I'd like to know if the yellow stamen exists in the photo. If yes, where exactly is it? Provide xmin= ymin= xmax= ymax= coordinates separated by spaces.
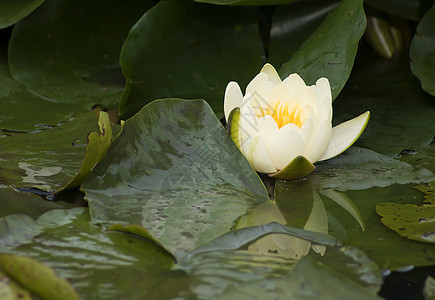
xmin=257 ymin=101 xmax=305 ymax=129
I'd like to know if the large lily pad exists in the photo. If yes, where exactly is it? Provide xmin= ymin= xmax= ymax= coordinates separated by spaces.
xmin=410 ymin=4 xmax=435 ymax=97
xmin=82 ymin=99 xmax=269 ymax=256
xmin=0 ymin=0 xmax=45 ymax=29
xmin=8 ymin=0 xmax=155 ymax=108
xmin=279 ymin=0 xmax=366 ymax=100
xmin=0 ymin=45 xmax=75 ymax=132
xmin=0 ymin=208 xmax=382 ymax=299
xmin=180 ymin=223 xmax=382 ymax=299
xmin=0 ymin=208 xmax=177 ymax=299
xmin=268 ymin=0 xmax=339 ymax=68
xmin=118 ymin=0 xmax=264 ymax=119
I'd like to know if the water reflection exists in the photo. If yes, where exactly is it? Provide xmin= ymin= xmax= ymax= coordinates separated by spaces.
xmin=237 ymin=188 xmax=365 ymax=259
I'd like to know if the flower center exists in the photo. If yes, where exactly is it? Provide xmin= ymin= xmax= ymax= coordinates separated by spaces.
xmin=257 ymin=101 xmax=304 ymax=129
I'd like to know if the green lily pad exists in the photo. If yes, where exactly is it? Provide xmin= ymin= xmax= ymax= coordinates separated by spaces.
xmin=410 ymin=4 xmax=435 ymax=97
xmin=181 ymin=222 xmax=382 ymax=299
xmin=0 ymin=254 xmax=80 ymax=300
xmin=278 ymin=179 xmax=435 ymax=270
xmin=118 ymin=0 xmax=263 ymax=119
xmin=0 ymin=45 xmax=75 ymax=133
xmin=0 ymin=187 xmax=75 ymax=219
xmin=0 ymin=0 xmax=45 ymax=29
xmin=82 ymin=99 xmax=268 ymax=256
xmin=415 ymin=181 xmax=435 ymax=204
xmin=312 ymin=147 xmax=434 ymax=191
xmin=0 ymin=208 xmax=176 ymax=299
xmin=279 ymin=0 xmax=366 ymax=100
xmin=8 ymin=0 xmax=155 ymax=108
xmin=334 ymin=43 xmax=435 ymax=157
xmin=268 ymin=0 xmax=339 ymax=68
xmin=376 ymin=202 xmax=435 ymax=243
xmin=0 ymin=111 xmax=99 ymax=191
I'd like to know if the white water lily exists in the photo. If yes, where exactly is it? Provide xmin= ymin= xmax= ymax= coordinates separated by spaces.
xmin=224 ymin=63 xmax=370 ymax=179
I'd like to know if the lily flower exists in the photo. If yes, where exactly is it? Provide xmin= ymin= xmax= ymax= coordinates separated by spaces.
xmin=224 ymin=63 xmax=369 ymax=180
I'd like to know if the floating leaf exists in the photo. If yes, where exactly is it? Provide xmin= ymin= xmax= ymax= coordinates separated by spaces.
xmin=376 ymin=202 xmax=435 ymax=244
xmin=180 ymin=222 xmax=382 ymax=298
xmin=56 ymin=111 xmax=116 ymax=193
xmin=268 ymin=0 xmax=339 ymax=68
xmin=0 ymin=46 xmax=75 ymax=132
xmin=119 ymin=0 xmax=263 ymax=119
xmin=82 ymin=99 xmax=268 ymax=256
xmin=0 ymin=208 xmax=176 ymax=299
xmin=410 ymin=4 xmax=435 ymax=96
xmin=415 ymin=181 xmax=435 ymax=204
xmin=8 ymin=0 xmax=154 ymax=108
xmin=0 ymin=111 xmax=99 ymax=191
xmin=279 ymin=0 xmax=366 ymax=100
xmin=0 ymin=0 xmax=45 ymax=29
xmin=334 ymin=43 xmax=435 ymax=157
xmin=312 ymin=147 xmax=434 ymax=191
xmin=0 ymin=254 xmax=80 ymax=300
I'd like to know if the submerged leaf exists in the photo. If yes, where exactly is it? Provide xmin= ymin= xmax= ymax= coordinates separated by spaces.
xmin=82 ymin=99 xmax=268 ymax=256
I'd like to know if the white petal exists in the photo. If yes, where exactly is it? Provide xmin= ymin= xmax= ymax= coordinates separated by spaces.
xmin=300 ymin=116 xmax=315 ymax=145
xmin=318 ymin=111 xmax=370 ymax=161
xmin=268 ymin=124 xmax=305 ymax=171
xmin=224 ymin=81 xmax=243 ymax=122
xmin=293 ymin=86 xmax=317 ymax=109
xmin=282 ymin=73 xmax=307 ymax=98
xmin=238 ymin=104 xmax=258 ymax=145
xmin=242 ymin=136 xmax=277 ymax=173
xmin=316 ymin=96 xmax=333 ymax=123
xmin=315 ymin=77 xmax=332 ymax=103
xmin=260 ymin=63 xmax=282 ymax=85
xmin=258 ymin=115 xmax=279 ymax=152
xmin=304 ymin=119 xmax=332 ymax=163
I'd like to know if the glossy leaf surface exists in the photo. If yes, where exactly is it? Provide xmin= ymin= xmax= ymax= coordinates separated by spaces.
xmin=269 ymin=0 xmax=339 ymax=68
xmin=410 ymin=4 xmax=435 ymax=96
xmin=83 ymin=99 xmax=268 ymax=256
xmin=119 ymin=0 xmax=263 ymax=119
xmin=279 ymin=0 xmax=366 ymax=100
xmin=0 ymin=0 xmax=45 ymax=29
xmin=0 ymin=208 xmax=175 ymax=299
xmin=8 ymin=0 xmax=154 ymax=108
